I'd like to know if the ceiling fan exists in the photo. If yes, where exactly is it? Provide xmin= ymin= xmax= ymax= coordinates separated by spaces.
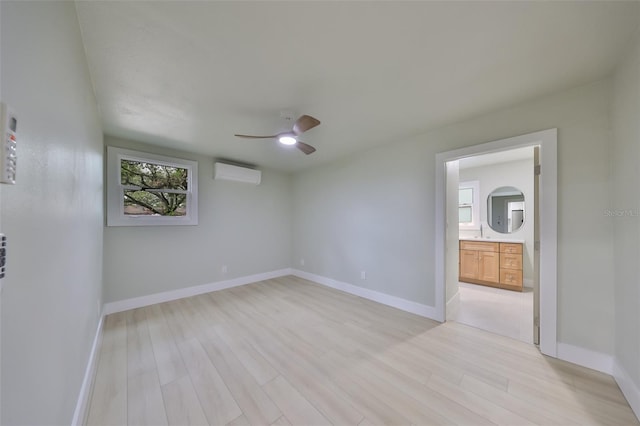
xmin=234 ymin=114 xmax=320 ymax=155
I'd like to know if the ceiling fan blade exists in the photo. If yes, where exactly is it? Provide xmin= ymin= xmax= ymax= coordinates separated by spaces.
xmin=234 ymin=134 xmax=277 ymax=139
xmin=292 ymin=115 xmax=321 ymax=135
xmin=295 ymin=141 xmax=316 ymax=155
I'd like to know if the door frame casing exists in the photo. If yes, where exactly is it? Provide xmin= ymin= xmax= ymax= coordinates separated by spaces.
xmin=434 ymin=128 xmax=557 ymax=357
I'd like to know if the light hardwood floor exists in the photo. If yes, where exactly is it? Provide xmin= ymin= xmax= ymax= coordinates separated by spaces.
xmin=449 ymin=282 xmax=534 ymax=344
xmin=86 ymin=276 xmax=639 ymax=425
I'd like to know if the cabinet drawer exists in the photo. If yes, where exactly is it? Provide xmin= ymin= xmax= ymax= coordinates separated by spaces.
xmin=500 ymin=243 xmax=522 ymax=254
xmin=500 ymin=253 xmax=522 ymax=270
xmin=500 ymin=269 xmax=522 ymax=286
xmin=460 ymin=241 xmax=498 ymax=252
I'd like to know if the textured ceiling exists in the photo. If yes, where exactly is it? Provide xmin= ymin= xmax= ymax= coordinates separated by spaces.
xmin=75 ymin=1 xmax=639 ymax=172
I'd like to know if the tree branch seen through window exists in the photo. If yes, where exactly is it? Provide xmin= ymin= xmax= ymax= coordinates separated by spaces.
xmin=121 ymin=160 xmax=188 ymax=216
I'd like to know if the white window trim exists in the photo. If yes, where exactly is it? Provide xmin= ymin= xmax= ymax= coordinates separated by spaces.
xmin=459 ymin=180 xmax=480 ymax=230
xmin=106 ymin=146 xmax=198 ymax=226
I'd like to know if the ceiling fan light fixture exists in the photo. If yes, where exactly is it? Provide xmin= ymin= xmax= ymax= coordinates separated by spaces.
xmin=278 ymin=135 xmax=297 ymax=145
xmin=234 ymin=114 xmax=319 ymax=155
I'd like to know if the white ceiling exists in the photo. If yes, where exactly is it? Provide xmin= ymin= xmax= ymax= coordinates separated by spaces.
xmin=75 ymin=1 xmax=639 ymax=172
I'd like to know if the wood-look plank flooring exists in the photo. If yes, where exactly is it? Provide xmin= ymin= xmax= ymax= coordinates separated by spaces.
xmin=86 ymin=276 xmax=639 ymax=425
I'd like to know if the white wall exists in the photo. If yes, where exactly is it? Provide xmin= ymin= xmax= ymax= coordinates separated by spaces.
xmin=293 ymin=139 xmax=436 ymax=305
xmin=293 ymin=79 xmax=614 ymax=355
xmin=460 ymin=157 xmax=535 ymax=285
xmin=0 ymin=3 xmax=4 ymax=423
xmin=0 ymin=2 xmax=104 ymax=425
xmin=612 ymin=25 xmax=640 ymax=411
xmin=103 ymin=136 xmax=292 ymax=303
xmin=445 ymin=161 xmax=459 ymax=304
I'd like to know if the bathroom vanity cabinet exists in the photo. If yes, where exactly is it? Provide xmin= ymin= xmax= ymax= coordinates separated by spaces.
xmin=459 ymin=240 xmax=523 ymax=291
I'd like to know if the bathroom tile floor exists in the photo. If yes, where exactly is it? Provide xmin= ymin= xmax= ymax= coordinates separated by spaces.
xmin=449 ymin=282 xmax=534 ymax=344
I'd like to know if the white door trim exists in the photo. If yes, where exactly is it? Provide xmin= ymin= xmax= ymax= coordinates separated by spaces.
xmin=435 ymin=128 xmax=558 ymax=357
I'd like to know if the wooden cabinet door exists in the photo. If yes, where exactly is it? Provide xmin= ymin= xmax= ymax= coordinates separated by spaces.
xmin=478 ymin=251 xmax=500 ymax=283
xmin=459 ymin=249 xmax=478 ymax=280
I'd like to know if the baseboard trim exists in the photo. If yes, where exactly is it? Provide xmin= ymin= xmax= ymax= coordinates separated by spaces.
xmin=71 ymin=314 xmax=104 ymax=426
xmin=103 ymin=268 xmax=293 ymax=315
xmin=291 ymin=269 xmax=438 ymax=320
xmin=446 ymin=291 xmax=460 ymax=321
xmin=557 ymin=342 xmax=613 ymax=375
xmin=614 ymin=359 xmax=640 ymax=421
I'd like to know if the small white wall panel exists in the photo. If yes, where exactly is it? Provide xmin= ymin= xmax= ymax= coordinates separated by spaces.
xmin=214 ymin=162 xmax=261 ymax=184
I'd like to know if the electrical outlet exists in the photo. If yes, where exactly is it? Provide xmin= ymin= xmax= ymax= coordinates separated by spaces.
xmin=221 ymin=265 xmax=228 ymax=274
xmin=300 ymin=258 xmax=305 ymax=266
xmin=360 ymin=270 xmax=366 ymax=280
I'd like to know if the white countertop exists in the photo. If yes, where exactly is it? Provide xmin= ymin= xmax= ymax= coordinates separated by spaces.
xmin=459 ymin=237 xmax=525 ymax=244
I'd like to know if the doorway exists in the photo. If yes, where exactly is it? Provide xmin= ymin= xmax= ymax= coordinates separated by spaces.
xmin=449 ymin=147 xmax=535 ymax=343
xmin=434 ymin=129 xmax=558 ymax=357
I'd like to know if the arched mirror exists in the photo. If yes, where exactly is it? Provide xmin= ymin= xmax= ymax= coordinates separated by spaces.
xmin=487 ymin=186 xmax=525 ymax=233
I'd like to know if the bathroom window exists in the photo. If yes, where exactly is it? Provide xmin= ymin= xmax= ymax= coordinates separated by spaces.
xmin=459 ymin=181 xmax=480 ymax=229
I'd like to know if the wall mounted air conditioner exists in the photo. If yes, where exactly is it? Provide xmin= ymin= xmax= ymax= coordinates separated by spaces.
xmin=213 ymin=162 xmax=261 ymax=185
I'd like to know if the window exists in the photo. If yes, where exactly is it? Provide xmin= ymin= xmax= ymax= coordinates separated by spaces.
xmin=107 ymin=147 xmax=198 ymax=226
xmin=459 ymin=180 xmax=479 ymax=229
